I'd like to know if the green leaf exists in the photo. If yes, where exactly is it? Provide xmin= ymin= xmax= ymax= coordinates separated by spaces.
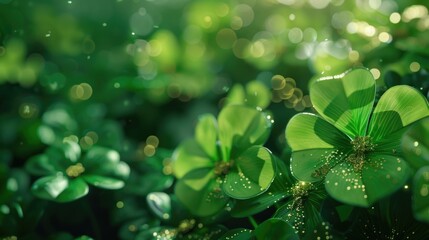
xmin=325 ymin=154 xmax=410 ymax=207
xmin=146 ymin=192 xmax=171 ymax=220
xmin=368 ymin=85 xmax=429 ymax=143
xmin=42 ymin=105 xmax=77 ymax=132
xmin=285 ymin=113 xmax=350 ymax=151
xmin=218 ymin=105 xmax=272 ymax=160
xmin=223 ymin=146 xmax=275 ymax=199
xmin=82 ymin=174 xmax=126 ymax=189
xmin=195 ymin=114 xmax=219 ymax=161
xmin=56 ymin=178 xmax=89 ymax=202
xmin=172 ymin=139 xmax=215 ymax=179
xmin=60 ymin=140 xmax=81 ymax=162
xmin=363 ymin=154 xmax=410 ymax=204
xmin=245 ymin=81 xmax=272 ymax=109
xmin=291 ymin=149 xmax=345 ymax=182
xmin=226 ymin=84 xmax=246 ymax=106
xmin=231 ymin=159 xmax=292 ymax=217
xmin=413 ymin=166 xmax=429 ymax=223
xmin=31 ymin=174 xmax=88 ymax=202
xmin=219 ymin=229 xmax=253 ymax=240
xmin=25 ymin=154 xmax=60 ymax=176
xmin=175 ymin=168 xmax=228 ymax=217
xmin=254 ymin=218 xmax=299 ymax=240
xmin=310 ymin=68 xmax=375 ymax=138
xmin=31 ymin=174 xmax=69 ymax=200
xmin=82 ymin=147 xmax=130 ymax=181
xmin=83 ymin=146 xmax=120 ymax=167
xmin=325 ymin=162 xmax=368 ymax=207
xmin=402 ymin=117 xmax=429 ymax=169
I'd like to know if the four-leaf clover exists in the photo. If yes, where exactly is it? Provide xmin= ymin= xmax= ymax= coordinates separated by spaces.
xmin=286 ymin=68 xmax=429 ymax=207
xmin=173 ymin=105 xmax=276 ymax=216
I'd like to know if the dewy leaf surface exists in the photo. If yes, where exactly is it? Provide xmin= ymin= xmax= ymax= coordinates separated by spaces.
xmin=175 ymin=168 xmax=228 ymax=217
xmin=223 ymin=146 xmax=275 ymax=199
xmin=368 ymin=85 xmax=429 ymax=142
xmin=310 ymin=68 xmax=375 ymax=138
xmin=291 ymin=149 xmax=346 ymax=182
xmin=325 ymin=154 xmax=410 ymax=207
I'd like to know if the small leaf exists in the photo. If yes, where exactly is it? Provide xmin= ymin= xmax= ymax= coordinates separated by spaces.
xmin=223 ymin=146 xmax=275 ymax=199
xmin=172 ymin=139 xmax=214 ymax=179
xmin=310 ymin=68 xmax=375 ymax=138
xmin=254 ymin=218 xmax=299 ymax=240
xmin=56 ymin=178 xmax=89 ymax=202
xmin=83 ymin=147 xmax=120 ymax=167
xmin=218 ymin=105 xmax=272 ymax=159
xmin=226 ymin=85 xmax=246 ymax=106
xmin=82 ymin=147 xmax=130 ymax=181
xmin=231 ymin=159 xmax=292 ymax=217
xmin=60 ymin=140 xmax=81 ymax=162
xmin=82 ymin=175 xmax=125 ymax=189
xmin=413 ymin=166 xmax=429 ymax=223
xmin=147 ymin=192 xmax=171 ymax=220
xmin=245 ymin=81 xmax=272 ymax=109
xmin=31 ymin=174 xmax=88 ymax=202
xmin=175 ymin=168 xmax=228 ymax=217
xmin=368 ymin=85 xmax=429 ymax=142
xmin=195 ymin=114 xmax=219 ymax=161
xmin=31 ymin=174 xmax=69 ymax=200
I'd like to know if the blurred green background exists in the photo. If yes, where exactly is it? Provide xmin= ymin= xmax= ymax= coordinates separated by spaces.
xmin=1 ymin=0 xmax=429 ymax=239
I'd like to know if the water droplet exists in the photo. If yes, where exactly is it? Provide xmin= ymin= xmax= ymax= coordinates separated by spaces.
xmin=414 ymin=141 xmax=419 ymax=147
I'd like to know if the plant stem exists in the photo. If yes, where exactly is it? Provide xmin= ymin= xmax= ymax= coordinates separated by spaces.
xmin=248 ymin=216 xmax=258 ymax=229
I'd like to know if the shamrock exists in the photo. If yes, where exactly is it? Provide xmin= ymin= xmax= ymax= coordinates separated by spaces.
xmin=173 ymin=105 xmax=275 ymax=216
xmin=286 ymin=68 xmax=429 ymax=207
xmin=26 ymin=140 xmax=130 ymax=202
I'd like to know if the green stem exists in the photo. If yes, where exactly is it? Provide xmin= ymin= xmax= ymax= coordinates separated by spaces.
xmin=248 ymin=216 xmax=258 ymax=229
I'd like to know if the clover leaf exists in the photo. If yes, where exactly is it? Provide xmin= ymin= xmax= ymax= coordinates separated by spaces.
xmin=225 ymin=81 xmax=272 ymax=109
xmin=173 ymin=105 xmax=275 ymax=216
xmin=26 ymin=141 xmax=130 ymax=202
xmin=286 ymin=68 xmax=429 ymax=207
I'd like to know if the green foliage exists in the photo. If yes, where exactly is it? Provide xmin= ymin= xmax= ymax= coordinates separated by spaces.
xmin=26 ymin=141 xmax=129 ymax=202
xmin=287 ymin=68 xmax=429 ymax=207
xmin=173 ymin=105 xmax=275 ymax=216
xmin=2 ymin=0 xmax=429 ymax=239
